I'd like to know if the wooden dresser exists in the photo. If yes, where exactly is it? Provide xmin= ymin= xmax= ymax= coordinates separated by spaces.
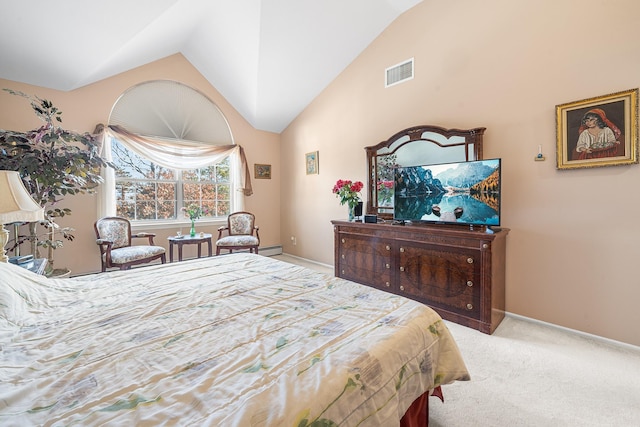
xmin=332 ymin=220 xmax=509 ymax=334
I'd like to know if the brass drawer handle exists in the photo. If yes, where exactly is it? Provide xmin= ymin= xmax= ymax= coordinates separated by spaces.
xmin=386 ymin=245 xmax=390 ymax=251
xmin=341 ymin=238 xmax=345 ymax=243
xmin=399 ymin=266 xmax=405 ymax=272
xmin=385 ymin=263 xmax=390 ymax=269
xmin=400 ymin=247 xmax=405 ymax=252
xmin=467 ymin=257 xmax=474 ymax=264
xmin=482 ymin=243 xmax=489 ymax=249
xmin=400 ymin=285 xmax=405 ymax=291
xmin=341 ymin=254 xmax=345 ymax=259
xmin=385 ymin=282 xmax=390 ymax=287
xmin=467 ymin=280 xmax=473 ymax=287
xmin=466 ymin=303 xmax=473 ymax=310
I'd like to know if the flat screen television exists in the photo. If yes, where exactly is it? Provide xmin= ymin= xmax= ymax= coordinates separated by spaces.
xmin=393 ymin=158 xmax=501 ymax=227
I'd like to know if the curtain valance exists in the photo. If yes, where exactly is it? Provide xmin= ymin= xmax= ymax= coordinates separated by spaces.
xmin=94 ymin=124 xmax=252 ymax=218
xmin=96 ymin=124 xmax=252 ymax=196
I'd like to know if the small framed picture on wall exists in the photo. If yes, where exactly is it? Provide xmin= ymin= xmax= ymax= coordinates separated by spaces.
xmin=556 ymin=88 xmax=638 ymax=170
xmin=306 ymin=151 xmax=319 ymax=175
xmin=254 ymin=163 xmax=271 ymax=179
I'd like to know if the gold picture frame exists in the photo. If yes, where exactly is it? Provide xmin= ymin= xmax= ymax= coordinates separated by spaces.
xmin=556 ymin=88 xmax=638 ymax=170
xmin=306 ymin=151 xmax=319 ymax=175
xmin=254 ymin=163 xmax=271 ymax=179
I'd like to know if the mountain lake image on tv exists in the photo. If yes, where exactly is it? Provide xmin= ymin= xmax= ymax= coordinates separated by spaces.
xmin=394 ymin=158 xmax=501 ymax=226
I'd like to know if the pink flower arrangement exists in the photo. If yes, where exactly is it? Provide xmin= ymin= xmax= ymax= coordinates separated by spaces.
xmin=377 ymin=180 xmax=394 ymax=206
xmin=377 ymin=180 xmax=393 ymax=190
xmin=332 ymin=179 xmax=364 ymax=207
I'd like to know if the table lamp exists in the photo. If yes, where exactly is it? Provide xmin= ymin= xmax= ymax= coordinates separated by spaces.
xmin=0 ymin=170 xmax=45 ymax=263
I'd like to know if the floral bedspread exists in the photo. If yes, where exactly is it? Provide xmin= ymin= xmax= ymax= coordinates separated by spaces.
xmin=0 ymin=253 xmax=469 ymax=426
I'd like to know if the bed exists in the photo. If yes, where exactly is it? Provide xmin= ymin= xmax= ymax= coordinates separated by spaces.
xmin=0 ymin=253 xmax=469 ymax=426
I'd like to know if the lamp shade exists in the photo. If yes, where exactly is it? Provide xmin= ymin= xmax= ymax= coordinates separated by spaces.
xmin=0 ymin=170 xmax=45 ymax=223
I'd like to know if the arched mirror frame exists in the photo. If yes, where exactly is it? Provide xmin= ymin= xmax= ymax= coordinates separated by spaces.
xmin=365 ymin=125 xmax=486 ymax=219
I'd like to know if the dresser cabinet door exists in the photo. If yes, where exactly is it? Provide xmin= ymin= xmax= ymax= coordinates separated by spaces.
xmin=398 ymin=244 xmax=480 ymax=318
xmin=338 ymin=234 xmax=393 ymax=290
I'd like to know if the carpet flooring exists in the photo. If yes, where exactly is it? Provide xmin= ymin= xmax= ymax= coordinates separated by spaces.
xmin=429 ymin=315 xmax=640 ymax=426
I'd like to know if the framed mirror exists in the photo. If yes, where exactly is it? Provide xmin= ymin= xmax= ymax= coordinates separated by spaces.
xmin=365 ymin=125 xmax=486 ymax=218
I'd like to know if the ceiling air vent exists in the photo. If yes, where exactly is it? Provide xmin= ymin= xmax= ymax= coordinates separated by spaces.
xmin=385 ymin=58 xmax=414 ymax=88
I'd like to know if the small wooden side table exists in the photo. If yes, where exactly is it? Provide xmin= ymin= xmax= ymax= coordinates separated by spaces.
xmin=167 ymin=233 xmax=213 ymax=262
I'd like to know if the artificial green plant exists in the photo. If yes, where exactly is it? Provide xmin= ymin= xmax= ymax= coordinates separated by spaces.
xmin=0 ymin=89 xmax=110 ymax=273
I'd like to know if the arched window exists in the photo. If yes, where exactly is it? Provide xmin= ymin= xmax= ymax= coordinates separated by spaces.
xmin=98 ymin=81 xmax=251 ymax=225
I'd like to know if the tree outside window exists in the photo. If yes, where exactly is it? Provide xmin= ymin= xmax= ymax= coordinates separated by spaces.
xmin=111 ymin=139 xmax=230 ymax=221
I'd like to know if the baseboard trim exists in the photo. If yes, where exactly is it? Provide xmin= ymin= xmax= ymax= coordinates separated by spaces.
xmin=279 ymin=252 xmax=334 ymax=270
xmin=505 ymin=312 xmax=640 ymax=352
xmin=259 ymin=246 xmax=283 ymax=256
xmin=218 ymin=246 xmax=283 ymax=256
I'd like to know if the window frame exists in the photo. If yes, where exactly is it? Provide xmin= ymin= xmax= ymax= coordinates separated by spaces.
xmin=109 ymin=138 xmax=234 ymax=228
xmin=108 ymin=136 xmax=234 ymax=230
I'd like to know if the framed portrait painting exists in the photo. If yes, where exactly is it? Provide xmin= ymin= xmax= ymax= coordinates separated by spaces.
xmin=556 ymin=88 xmax=638 ymax=170
xmin=254 ymin=163 xmax=271 ymax=179
xmin=306 ymin=151 xmax=319 ymax=175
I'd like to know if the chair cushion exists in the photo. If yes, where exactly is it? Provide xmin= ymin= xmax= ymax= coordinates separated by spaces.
xmin=216 ymin=236 xmax=259 ymax=247
xmin=105 ymin=246 xmax=166 ymax=265
xmin=229 ymin=214 xmax=253 ymax=235
xmin=96 ymin=221 xmax=130 ymax=249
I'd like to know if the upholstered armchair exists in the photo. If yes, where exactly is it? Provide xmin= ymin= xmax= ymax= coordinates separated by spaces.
xmin=94 ymin=217 xmax=166 ymax=272
xmin=216 ymin=211 xmax=260 ymax=255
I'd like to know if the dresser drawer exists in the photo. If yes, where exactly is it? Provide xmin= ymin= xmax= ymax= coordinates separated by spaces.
xmin=339 ymin=263 xmax=392 ymax=290
xmin=337 ymin=233 xmax=393 ymax=290
xmin=398 ymin=244 xmax=480 ymax=318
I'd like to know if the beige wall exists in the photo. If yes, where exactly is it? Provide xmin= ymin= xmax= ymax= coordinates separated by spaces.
xmin=0 ymin=54 xmax=281 ymax=275
xmin=280 ymin=0 xmax=640 ymax=346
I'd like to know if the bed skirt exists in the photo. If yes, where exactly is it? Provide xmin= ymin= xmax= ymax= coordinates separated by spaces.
xmin=400 ymin=386 xmax=443 ymax=427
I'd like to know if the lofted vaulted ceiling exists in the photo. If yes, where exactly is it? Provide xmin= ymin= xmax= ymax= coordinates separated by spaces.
xmin=0 ymin=0 xmax=422 ymax=133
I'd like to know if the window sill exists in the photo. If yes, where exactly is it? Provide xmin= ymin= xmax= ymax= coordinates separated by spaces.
xmin=130 ymin=219 xmax=227 ymax=232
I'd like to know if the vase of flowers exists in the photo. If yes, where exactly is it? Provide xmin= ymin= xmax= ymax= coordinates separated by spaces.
xmin=182 ymin=204 xmax=204 ymax=237
xmin=332 ymin=179 xmax=364 ymax=221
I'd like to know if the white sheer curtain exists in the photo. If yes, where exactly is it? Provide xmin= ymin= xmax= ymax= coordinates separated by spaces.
xmin=94 ymin=124 xmax=252 ymax=218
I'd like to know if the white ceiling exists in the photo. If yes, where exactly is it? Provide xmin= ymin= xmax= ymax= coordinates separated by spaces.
xmin=0 ymin=0 xmax=422 ymax=133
